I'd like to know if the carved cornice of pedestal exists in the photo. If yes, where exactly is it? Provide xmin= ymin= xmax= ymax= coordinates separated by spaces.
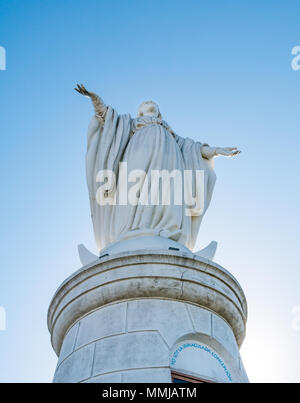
xmin=48 ymin=250 xmax=247 ymax=355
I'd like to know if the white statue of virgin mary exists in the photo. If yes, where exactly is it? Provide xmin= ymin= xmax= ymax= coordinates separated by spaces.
xmin=75 ymin=84 xmax=240 ymax=252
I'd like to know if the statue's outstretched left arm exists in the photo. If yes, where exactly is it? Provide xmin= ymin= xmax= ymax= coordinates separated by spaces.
xmin=201 ymin=145 xmax=241 ymax=159
xmin=75 ymin=84 xmax=108 ymax=124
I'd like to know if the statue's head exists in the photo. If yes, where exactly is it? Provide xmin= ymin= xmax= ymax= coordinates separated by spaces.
xmin=137 ymin=101 xmax=162 ymax=119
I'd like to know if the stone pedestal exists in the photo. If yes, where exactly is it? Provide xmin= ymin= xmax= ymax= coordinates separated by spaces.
xmin=48 ymin=247 xmax=248 ymax=383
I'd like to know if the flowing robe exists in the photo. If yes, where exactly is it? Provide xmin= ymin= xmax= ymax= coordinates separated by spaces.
xmin=86 ymin=107 xmax=216 ymax=252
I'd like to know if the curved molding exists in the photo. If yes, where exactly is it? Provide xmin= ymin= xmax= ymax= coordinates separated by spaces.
xmin=48 ymin=250 xmax=247 ymax=355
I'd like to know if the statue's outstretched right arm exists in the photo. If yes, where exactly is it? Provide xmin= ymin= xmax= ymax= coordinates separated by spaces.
xmin=201 ymin=145 xmax=241 ymax=159
xmin=75 ymin=84 xmax=108 ymax=124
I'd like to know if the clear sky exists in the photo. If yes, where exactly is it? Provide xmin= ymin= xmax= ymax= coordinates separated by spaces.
xmin=0 ymin=0 xmax=299 ymax=383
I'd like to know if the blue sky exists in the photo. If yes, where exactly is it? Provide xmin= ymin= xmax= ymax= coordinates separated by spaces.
xmin=0 ymin=0 xmax=299 ymax=382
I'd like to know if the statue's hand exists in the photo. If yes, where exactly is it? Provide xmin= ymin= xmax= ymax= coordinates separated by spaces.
xmin=75 ymin=84 xmax=107 ymax=122
xmin=216 ymin=147 xmax=241 ymax=157
xmin=74 ymin=83 xmax=96 ymax=98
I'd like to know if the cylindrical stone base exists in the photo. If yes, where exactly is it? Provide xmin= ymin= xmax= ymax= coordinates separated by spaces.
xmin=48 ymin=249 xmax=248 ymax=383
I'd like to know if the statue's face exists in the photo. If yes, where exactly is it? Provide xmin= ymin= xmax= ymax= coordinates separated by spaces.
xmin=137 ymin=101 xmax=160 ymax=118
